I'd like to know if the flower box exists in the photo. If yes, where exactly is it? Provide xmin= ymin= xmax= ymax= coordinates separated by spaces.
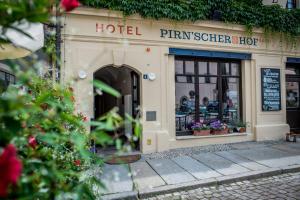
xmin=193 ymin=130 xmax=211 ymax=136
xmin=237 ymin=127 xmax=246 ymax=133
xmin=211 ymin=128 xmax=228 ymax=135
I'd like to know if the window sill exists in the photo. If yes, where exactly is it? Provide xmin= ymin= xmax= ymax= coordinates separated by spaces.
xmin=176 ymin=132 xmax=249 ymax=140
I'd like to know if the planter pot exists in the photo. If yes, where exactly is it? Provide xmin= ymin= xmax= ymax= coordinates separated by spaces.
xmin=211 ymin=128 xmax=228 ymax=135
xmin=193 ymin=130 xmax=211 ymax=136
xmin=238 ymin=127 xmax=246 ymax=133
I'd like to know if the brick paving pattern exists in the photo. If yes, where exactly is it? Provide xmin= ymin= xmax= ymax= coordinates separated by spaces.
xmin=142 ymin=172 xmax=300 ymax=200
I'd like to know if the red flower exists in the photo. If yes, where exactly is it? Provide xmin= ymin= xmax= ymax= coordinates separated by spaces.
xmin=71 ymin=96 xmax=75 ymax=102
xmin=83 ymin=116 xmax=88 ymax=122
xmin=74 ymin=159 xmax=81 ymax=166
xmin=60 ymin=0 xmax=80 ymax=12
xmin=40 ymin=103 xmax=48 ymax=110
xmin=21 ymin=121 xmax=26 ymax=128
xmin=28 ymin=136 xmax=37 ymax=149
xmin=0 ymin=144 xmax=22 ymax=198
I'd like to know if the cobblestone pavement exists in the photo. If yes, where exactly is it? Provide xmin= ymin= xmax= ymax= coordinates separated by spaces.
xmin=142 ymin=172 xmax=300 ymax=200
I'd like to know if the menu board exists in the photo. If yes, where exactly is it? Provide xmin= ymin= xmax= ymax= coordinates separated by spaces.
xmin=261 ymin=68 xmax=281 ymax=111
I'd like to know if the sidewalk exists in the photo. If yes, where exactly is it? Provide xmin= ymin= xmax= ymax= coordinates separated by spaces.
xmin=97 ymin=141 xmax=300 ymax=200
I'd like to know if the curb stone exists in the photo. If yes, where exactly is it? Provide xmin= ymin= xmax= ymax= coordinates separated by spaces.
xmin=99 ymin=165 xmax=300 ymax=199
xmin=100 ymin=191 xmax=138 ymax=200
xmin=138 ymin=165 xmax=300 ymax=199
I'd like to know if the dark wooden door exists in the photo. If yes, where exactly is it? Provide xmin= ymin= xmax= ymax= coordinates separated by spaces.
xmin=131 ymin=71 xmax=140 ymax=118
xmin=286 ymin=64 xmax=300 ymax=131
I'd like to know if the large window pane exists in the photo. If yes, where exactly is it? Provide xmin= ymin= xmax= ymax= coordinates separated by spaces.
xmin=286 ymin=82 xmax=299 ymax=108
xmin=231 ymin=63 xmax=240 ymax=76
xmin=185 ymin=61 xmax=194 ymax=74
xmin=175 ymin=60 xmax=183 ymax=74
xmin=209 ymin=62 xmax=218 ymax=75
xmin=199 ymin=77 xmax=218 ymax=121
xmin=176 ymin=80 xmax=195 ymax=132
xmin=223 ymin=77 xmax=240 ymax=123
xmin=220 ymin=62 xmax=230 ymax=75
xmin=198 ymin=62 xmax=207 ymax=75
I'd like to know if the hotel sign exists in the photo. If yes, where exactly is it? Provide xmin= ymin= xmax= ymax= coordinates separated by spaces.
xmin=160 ymin=29 xmax=259 ymax=46
xmin=95 ymin=23 xmax=260 ymax=47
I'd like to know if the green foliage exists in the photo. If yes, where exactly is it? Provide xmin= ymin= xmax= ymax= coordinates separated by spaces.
xmin=81 ymin=0 xmax=300 ymax=36
xmin=0 ymin=60 xmax=141 ymax=199
xmin=0 ymin=65 xmax=95 ymax=199
xmin=0 ymin=1 xmax=141 ymax=199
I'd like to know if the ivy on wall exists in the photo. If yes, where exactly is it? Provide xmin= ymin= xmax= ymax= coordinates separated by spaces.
xmin=81 ymin=0 xmax=300 ymax=36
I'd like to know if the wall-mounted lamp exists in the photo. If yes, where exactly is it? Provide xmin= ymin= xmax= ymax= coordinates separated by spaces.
xmin=143 ymin=73 xmax=156 ymax=81
xmin=78 ymin=70 xmax=87 ymax=79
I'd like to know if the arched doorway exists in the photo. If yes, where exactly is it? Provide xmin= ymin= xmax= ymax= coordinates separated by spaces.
xmin=94 ymin=65 xmax=140 ymax=151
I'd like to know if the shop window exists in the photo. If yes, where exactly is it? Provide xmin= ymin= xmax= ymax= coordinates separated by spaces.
xmin=286 ymin=66 xmax=300 ymax=109
xmin=286 ymin=0 xmax=297 ymax=9
xmin=175 ymin=57 xmax=241 ymax=135
xmin=0 ymin=70 xmax=15 ymax=93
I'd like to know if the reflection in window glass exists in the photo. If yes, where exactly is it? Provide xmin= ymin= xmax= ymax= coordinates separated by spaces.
xmin=286 ymin=67 xmax=299 ymax=75
xmin=210 ymin=77 xmax=217 ymax=83
xmin=199 ymin=77 xmax=205 ymax=83
xmin=175 ymin=60 xmax=183 ymax=74
xmin=185 ymin=61 xmax=194 ymax=74
xmin=220 ymin=63 xmax=230 ymax=75
xmin=231 ymin=63 xmax=239 ymax=76
xmin=198 ymin=62 xmax=207 ymax=75
xmin=175 ymin=81 xmax=195 ymax=132
xmin=286 ymin=82 xmax=299 ymax=108
xmin=229 ymin=78 xmax=237 ymax=83
xmin=223 ymin=77 xmax=240 ymax=122
xmin=175 ymin=59 xmax=241 ymax=136
xmin=209 ymin=62 xmax=218 ymax=75
xmin=199 ymin=77 xmax=218 ymax=121
xmin=0 ymin=70 xmax=15 ymax=92
xmin=176 ymin=76 xmax=187 ymax=83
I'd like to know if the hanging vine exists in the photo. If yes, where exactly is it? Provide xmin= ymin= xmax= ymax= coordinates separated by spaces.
xmin=81 ymin=0 xmax=300 ymax=37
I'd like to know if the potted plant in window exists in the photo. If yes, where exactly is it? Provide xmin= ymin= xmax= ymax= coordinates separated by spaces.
xmin=210 ymin=120 xmax=228 ymax=135
xmin=227 ymin=123 xmax=235 ymax=134
xmin=235 ymin=121 xmax=248 ymax=133
xmin=192 ymin=122 xmax=211 ymax=136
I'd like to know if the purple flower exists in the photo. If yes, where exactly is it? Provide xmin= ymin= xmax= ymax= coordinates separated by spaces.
xmin=191 ymin=121 xmax=210 ymax=131
xmin=210 ymin=120 xmax=227 ymax=130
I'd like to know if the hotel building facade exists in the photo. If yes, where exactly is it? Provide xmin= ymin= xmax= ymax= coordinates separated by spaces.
xmin=61 ymin=7 xmax=300 ymax=153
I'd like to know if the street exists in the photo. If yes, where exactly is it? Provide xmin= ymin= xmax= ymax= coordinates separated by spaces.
xmin=143 ymin=172 xmax=300 ymax=200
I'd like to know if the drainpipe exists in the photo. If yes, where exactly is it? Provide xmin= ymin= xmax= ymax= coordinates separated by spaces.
xmin=55 ymin=8 xmax=61 ymax=82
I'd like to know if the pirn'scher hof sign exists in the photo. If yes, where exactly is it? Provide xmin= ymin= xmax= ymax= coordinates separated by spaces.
xmin=261 ymin=68 xmax=281 ymax=111
xmin=95 ymin=23 xmax=261 ymax=47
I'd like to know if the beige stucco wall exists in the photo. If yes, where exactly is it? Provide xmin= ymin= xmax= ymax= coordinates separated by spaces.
xmin=62 ymin=8 xmax=300 ymax=153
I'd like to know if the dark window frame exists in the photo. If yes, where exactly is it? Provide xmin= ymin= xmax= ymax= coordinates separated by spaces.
xmin=0 ymin=69 xmax=15 ymax=91
xmin=286 ymin=64 xmax=300 ymax=111
xmin=175 ymin=56 xmax=242 ymax=126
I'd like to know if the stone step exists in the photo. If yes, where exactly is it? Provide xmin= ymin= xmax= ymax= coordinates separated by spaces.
xmin=193 ymin=152 xmax=250 ymax=175
xmin=172 ymin=156 xmax=222 ymax=180
xmin=130 ymin=161 xmax=165 ymax=190
xmin=147 ymin=158 xmax=196 ymax=185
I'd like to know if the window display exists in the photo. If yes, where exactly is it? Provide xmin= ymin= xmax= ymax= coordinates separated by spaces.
xmin=175 ymin=57 xmax=241 ymax=136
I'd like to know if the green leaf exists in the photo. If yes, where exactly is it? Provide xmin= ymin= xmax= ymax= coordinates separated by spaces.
xmin=93 ymin=131 xmax=113 ymax=146
xmin=93 ymin=80 xmax=121 ymax=98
